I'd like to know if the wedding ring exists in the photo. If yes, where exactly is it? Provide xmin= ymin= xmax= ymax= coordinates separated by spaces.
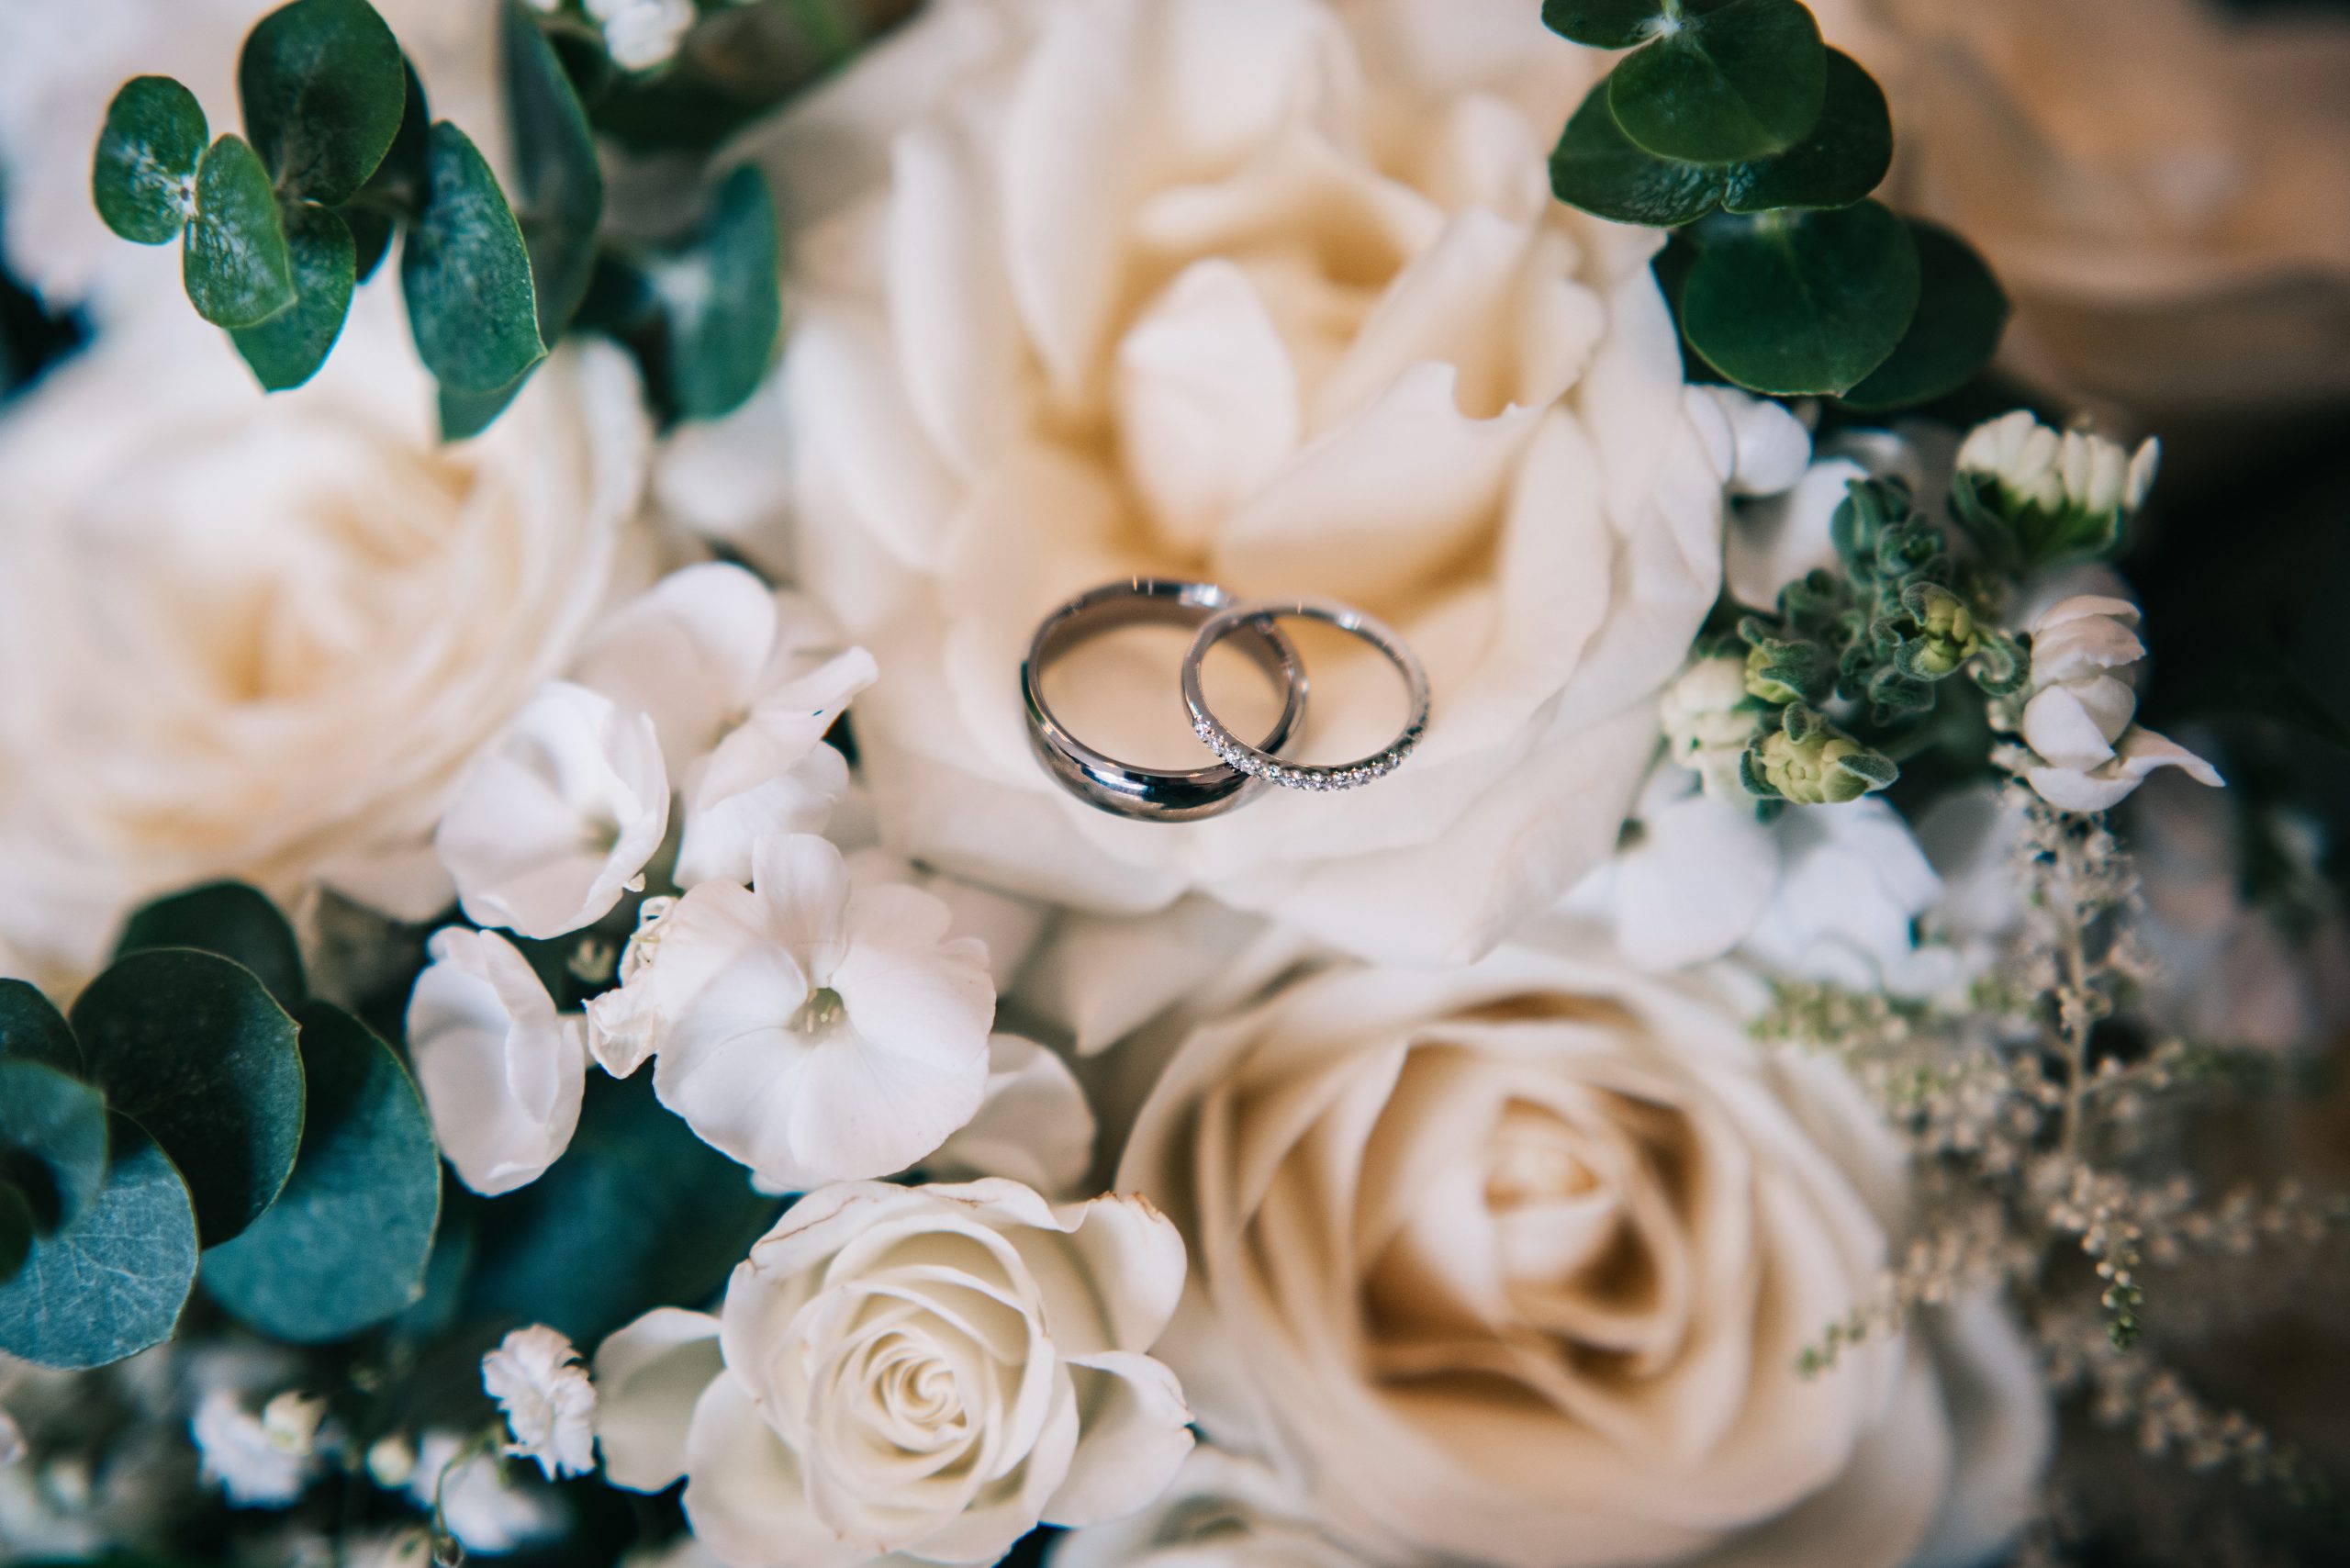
xmin=1023 ymin=578 xmax=1308 ymax=823
xmin=1183 ymin=597 xmax=1427 ymax=791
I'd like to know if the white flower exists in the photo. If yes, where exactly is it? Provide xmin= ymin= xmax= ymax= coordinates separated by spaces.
xmin=2009 ymin=596 xmax=2221 ymax=812
xmin=483 ymin=1327 xmax=599 ymax=1482
xmin=742 ymin=0 xmax=1722 ymax=965
xmin=408 ymin=1431 xmax=565 ymax=1557
xmin=1958 ymin=411 xmax=2157 ymax=525
xmin=1656 ymin=654 xmax=1757 ymax=801
xmin=1119 ymin=933 xmax=2048 ymax=1568
xmin=597 ymin=1181 xmax=1194 ymax=1564
xmin=0 ymin=292 xmax=650 ymax=994
xmin=1050 ymin=1448 xmax=1364 ymax=1568
xmin=587 ymin=0 xmax=695 ymax=72
xmin=0 ymin=1407 xmax=22 ymax=1468
xmin=1686 ymin=386 xmax=1812 ymax=498
xmin=571 ymin=564 xmax=876 ymax=890
xmin=586 ymin=834 xmax=994 ymax=1188
xmin=924 ymin=1034 xmax=1096 ymax=1196
xmin=408 ymin=927 xmax=588 ymax=1196
xmin=437 ymin=681 xmax=672 ymax=940
xmin=191 ymin=1391 xmax=326 ymax=1508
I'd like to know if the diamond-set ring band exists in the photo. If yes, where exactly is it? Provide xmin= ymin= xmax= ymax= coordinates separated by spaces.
xmin=1022 ymin=579 xmax=1427 ymax=822
xmin=1183 ymin=597 xmax=1428 ymax=794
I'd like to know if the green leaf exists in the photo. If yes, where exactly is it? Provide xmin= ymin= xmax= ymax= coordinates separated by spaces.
xmin=92 ymin=76 xmax=207 ymax=244
xmin=1549 ymin=78 xmax=1725 ymax=228
xmin=230 ymin=201 xmax=357 ymax=390
xmin=343 ymin=203 xmax=395 ymax=281
xmin=1609 ymin=0 xmax=1826 ymax=164
xmin=1540 ymin=0 xmax=1716 ymax=50
xmin=356 ymin=57 xmax=431 ymax=215
xmin=0 ymin=980 xmax=81 ymax=1074
xmin=507 ymin=1 xmax=605 ymax=341
xmin=658 ymin=165 xmax=781 ymax=421
xmin=1720 ymin=50 xmax=1890 ymax=214
xmin=185 ymin=135 xmax=297 ymax=328
xmin=0 ymin=1182 xmax=29 ymax=1283
xmin=403 ymin=120 xmax=545 ymax=394
xmin=439 ymin=370 xmax=533 ymax=442
xmin=0 ymin=1059 xmax=109 ymax=1232
xmin=463 ymin=1072 xmax=777 ymax=1342
xmin=239 ymin=0 xmax=408 ymax=204
xmin=70 ymin=950 xmax=304 ymax=1246
xmin=0 ymin=1118 xmax=200 ymax=1369
xmin=1838 ymin=220 xmax=2009 ymax=410
xmin=114 ymin=880 xmax=307 ymax=1012
xmin=204 ymin=1003 xmax=440 ymax=1342
xmin=1680 ymin=200 xmax=1920 ymax=396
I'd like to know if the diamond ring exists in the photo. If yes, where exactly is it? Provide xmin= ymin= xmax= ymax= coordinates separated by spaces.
xmin=1182 ymin=596 xmax=1427 ymax=791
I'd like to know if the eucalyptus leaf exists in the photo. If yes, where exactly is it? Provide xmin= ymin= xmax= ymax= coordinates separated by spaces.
xmin=1539 ymin=0 xmax=1719 ymax=49
xmin=1719 ymin=50 xmax=1890 ymax=214
xmin=240 ymin=0 xmax=408 ymax=203
xmin=230 ymin=201 xmax=357 ymax=390
xmin=1838 ymin=220 xmax=2009 ymax=410
xmin=0 ymin=980 xmax=80 ymax=1073
xmin=205 ymin=1003 xmax=440 ymax=1342
xmin=402 ymin=120 xmax=545 ymax=394
xmin=115 ymin=880 xmax=307 ymax=1012
xmin=1549 ymin=78 xmax=1725 ymax=228
xmin=0 ymin=1059 xmax=109 ymax=1232
xmin=506 ymin=0 xmax=604 ymax=341
xmin=1680 ymin=200 xmax=1919 ymax=396
xmin=657 ymin=165 xmax=781 ymax=421
xmin=439 ymin=371 xmax=532 ymax=442
xmin=1609 ymin=0 xmax=1826 ymax=165
xmin=356 ymin=58 xmax=431 ymax=216
xmin=0 ymin=1118 xmax=200 ymax=1370
xmin=184 ymin=135 xmax=297 ymax=328
xmin=70 ymin=949 xmax=304 ymax=1246
xmin=463 ymin=1072 xmax=777 ymax=1342
xmin=92 ymin=76 xmax=207 ymax=244
xmin=343 ymin=204 xmax=395 ymax=281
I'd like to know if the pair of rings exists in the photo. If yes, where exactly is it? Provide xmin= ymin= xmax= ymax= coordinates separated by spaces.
xmin=1021 ymin=578 xmax=1430 ymax=823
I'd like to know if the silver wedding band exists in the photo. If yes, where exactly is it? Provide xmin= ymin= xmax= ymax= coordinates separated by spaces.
xmin=1022 ymin=578 xmax=1307 ymax=823
xmin=1185 ymin=597 xmax=1428 ymax=792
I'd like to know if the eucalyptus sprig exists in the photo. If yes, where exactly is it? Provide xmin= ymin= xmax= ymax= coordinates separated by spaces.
xmin=1541 ymin=0 xmax=2008 ymax=404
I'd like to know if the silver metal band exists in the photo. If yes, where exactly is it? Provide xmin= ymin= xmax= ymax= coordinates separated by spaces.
xmin=1182 ymin=597 xmax=1428 ymax=791
xmin=1022 ymin=578 xmax=1309 ymax=823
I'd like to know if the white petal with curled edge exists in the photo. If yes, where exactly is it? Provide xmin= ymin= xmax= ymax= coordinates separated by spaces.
xmin=928 ymin=1034 xmax=1096 ymax=1195
xmin=572 ymin=563 xmax=778 ymax=778
xmin=1041 ymin=1351 xmax=1195 ymax=1529
xmin=407 ymin=927 xmax=585 ymax=1197
xmin=681 ymin=1374 xmax=862 ymax=1568
xmin=594 ymin=1308 xmax=724 ymax=1493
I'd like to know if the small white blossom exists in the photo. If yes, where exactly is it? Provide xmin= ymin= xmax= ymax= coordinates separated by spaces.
xmin=436 ymin=681 xmax=671 ymax=940
xmin=0 ymin=1407 xmax=23 ymax=1467
xmin=482 ymin=1327 xmax=598 ymax=1482
xmin=408 ymin=927 xmax=588 ymax=1196
xmin=408 ymin=1432 xmax=564 ymax=1556
xmin=924 ymin=1034 xmax=1096 ymax=1196
xmin=1657 ymin=654 xmax=1756 ymax=801
xmin=2010 ymin=596 xmax=2221 ymax=812
xmin=587 ymin=834 xmax=993 ymax=1189
xmin=191 ymin=1391 xmax=326 ymax=1508
xmin=1959 ymin=410 xmax=2158 ymax=521
xmin=1687 ymin=385 xmax=1812 ymax=498
xmin=585 ymin=0 xmax=695 ymax=71
xmin=365 ymin=1435 xmax=417 ymax=1491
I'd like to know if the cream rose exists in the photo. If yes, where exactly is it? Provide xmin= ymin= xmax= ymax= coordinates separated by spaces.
xmin=1118 ymin=932 xmax=2047 ymax=1568
xmin=0 ymin=290 xmax=650 ymax=991
xmin=740 ymin=0 xmax=1723 ymax=964
xmin=595 ymin=1180 xmax=1195 ymax=1565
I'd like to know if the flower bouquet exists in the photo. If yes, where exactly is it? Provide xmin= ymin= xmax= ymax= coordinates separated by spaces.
xmin=2 ymin=1 xmax=2347 ymax=1566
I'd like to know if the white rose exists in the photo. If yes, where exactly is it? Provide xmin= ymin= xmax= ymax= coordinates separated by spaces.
xmin=0 ymin=290 xmax=650 ymax=992
xmin=741 ymin=0 xmax=1723 ymax=964
xmin=1824 ymin=0 xmax=2350 ymax=418
xmin=1118 ymin=935 xmax=2047 ymax=1568
xmin=1050 ymin=1448 xmax=1364 ymax=1568
xmin=595 ymin=1180 xmax=1195 ymax=1565
xmin=407 ymin=926 xmax=588 ymax=1196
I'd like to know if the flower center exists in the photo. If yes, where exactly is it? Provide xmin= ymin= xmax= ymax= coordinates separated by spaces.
xmin=790 ymin=986 xmax=848 ymax=1035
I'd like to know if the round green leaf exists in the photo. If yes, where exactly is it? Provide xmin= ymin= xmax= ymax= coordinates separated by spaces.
xmin=239 ymin=0 xmax=408 ymax=204
xmin=92 ymin=75 xmax=207 ymax=244
xmin=439 ymin=370 xmax=533 ymax=443
xmin=204 ymin=1003 xmax=440 ymax=1342
xmin=1609 ymin=0 xmax=1827 ymax=165
xmin=403 ymin=120 xmax=545 ymax=394
xmin=1838 ymin=220 xmax=2009 ymax=410
xmin=232 ymin=201 xmax=357 ymax=390
xmin=1680 ymin=200 xmax=1920 ymax=396
xmin=70 ymin=949 xmax=304 ymax=1246
xmin=0 ymin=1059 xmax=109 ymax=1231
xmin=0 ymin=1118 xmax=199 ymax=1370
xmin=115 ymin=880 xmax=307 ymax=1012
xmin=661 ymin=165 xmax=782 ymax=421
xmin=507 ymin=2 xmax=605 ymax=342
xmin=0 ymin=980 xmax=81 ymax=1074
xmin=1542 ymin=0 xmax=1677 ymax=49
xmin=1550 ymin=77 xmax=1725 ymax=228
xmin=1720 ymin=50 xmax=1890 ymax=214
xmin=184 ymin=135 xmax=297 ymax=329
